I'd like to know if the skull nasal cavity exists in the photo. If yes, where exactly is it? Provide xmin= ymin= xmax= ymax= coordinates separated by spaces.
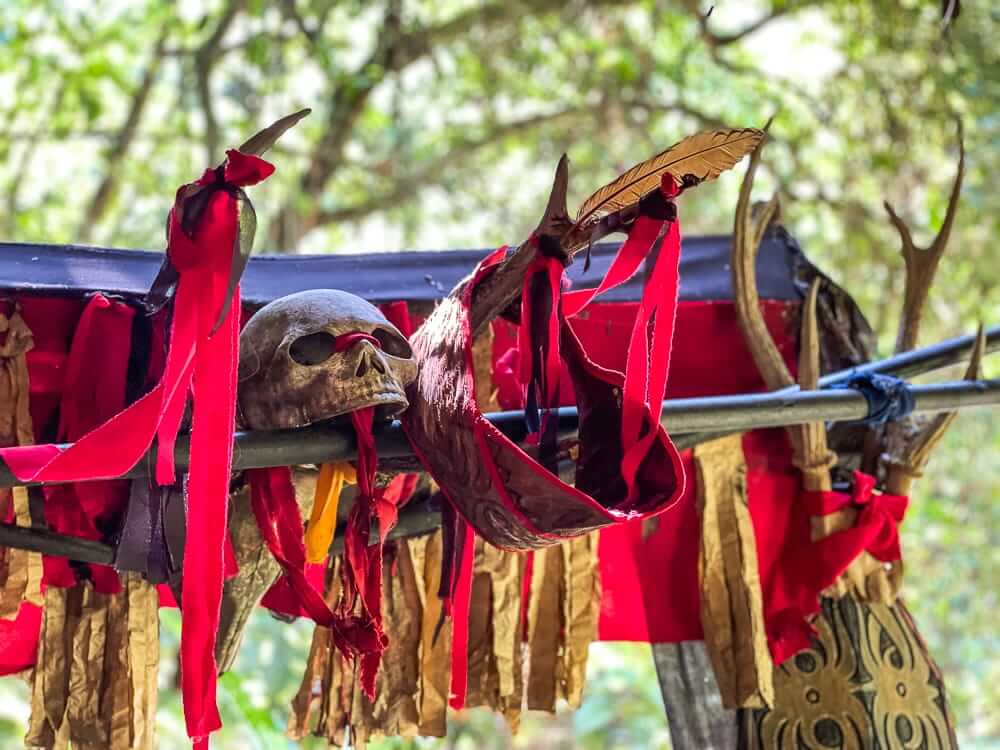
xmin=289 ymin=332 xmax=337 ymax=366
xmin=356 ymin=348 xmax=387 ymax=377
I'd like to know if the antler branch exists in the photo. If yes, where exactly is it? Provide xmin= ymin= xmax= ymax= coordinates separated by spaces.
xmin=885 ymin=120 xmax=965 ymax=354
xmin=886 ymin=324 xmax=986 ymax=497
xmin=730 ymin=138 xmax=836 ymax=492
xmin=731 ymin=140 xmax=795 ymax=391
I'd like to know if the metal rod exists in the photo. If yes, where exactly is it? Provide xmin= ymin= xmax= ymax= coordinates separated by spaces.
xmin=1 ymin=378 xmax=997 ymax=565
xmin=672 ymin=324 xmax=999 ymax=450
xmin=0 ymin=324 xmax=996 ymax=564
xmin=2 ymin=326 xmax=995 ymax=489
xmin=1 ymin=379 xmax=997 ymax=490
xmin=0 ymin=523 xmax=114 ymax=565
xmin=816 ymin=324 xmax=999 ymax=386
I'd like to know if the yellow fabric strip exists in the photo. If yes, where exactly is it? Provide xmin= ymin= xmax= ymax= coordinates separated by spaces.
xmin=305 ymin=462 xmax=356 ymax=563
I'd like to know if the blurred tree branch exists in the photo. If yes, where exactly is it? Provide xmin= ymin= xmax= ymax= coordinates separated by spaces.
xmin=270 ymin=0 xmax=638 ymax=248
xmin=194 ymin=0 xmax=248 ymax=163
xmin=78 ymin=24 xmax=170 ymax=242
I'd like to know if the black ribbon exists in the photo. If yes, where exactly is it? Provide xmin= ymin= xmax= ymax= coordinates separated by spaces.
xmin=837 ymin=373 xmax=916 ymax=425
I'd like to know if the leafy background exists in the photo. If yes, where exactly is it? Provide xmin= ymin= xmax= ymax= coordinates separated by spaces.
xmin=0 ymin=0 xmax=997 ymax=747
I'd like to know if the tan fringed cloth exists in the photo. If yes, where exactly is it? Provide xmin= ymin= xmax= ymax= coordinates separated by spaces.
xmin=287 ymin=531 xmax=601 ymax=745
xmin=0 ymin=307 xmax=44 ymax=619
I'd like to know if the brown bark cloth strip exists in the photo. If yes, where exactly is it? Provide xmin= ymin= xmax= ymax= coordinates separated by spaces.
xmin=0 ymin=307 xmax=43 ymax=618
xmin=694 ymin=433 xmax=773 ymax=709
xmin=26 ymin=573 xmax=159 ymax=750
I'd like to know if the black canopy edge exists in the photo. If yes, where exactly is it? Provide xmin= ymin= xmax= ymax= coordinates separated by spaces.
xmin=0 ymin=232 xmax=801 ymax=306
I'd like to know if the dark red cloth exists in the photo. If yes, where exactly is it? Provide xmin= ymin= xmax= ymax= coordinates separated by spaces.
xmin=341 ymin=407 xmax=395 ymax=698
xmin=42 ymin=293 xmax=134 ymax=594
xmin=246 ymin=467 xmax=379 ymax=657
xmin=259 ymin=473 xmax=419 ymax=618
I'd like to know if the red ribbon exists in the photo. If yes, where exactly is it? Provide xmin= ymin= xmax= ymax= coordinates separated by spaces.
xmin=42 ymin=293 xmax=134 ymax=594
xmin=803 ymin=471 xmax=908 ymax=592
xmin=245 ymin=466 xmax=379 ymax=654
xmin=566 ymin=174 xmax=682 ymax=503
xmin=0 ymin=149 xmax=275 ymax=747
xmin=446 ymin=516 xmax=475 ymax=710
xmin=341 ymin=406 xmax=398 ymax=698
xmin=333 ymin=331 xmax=379 ymax=352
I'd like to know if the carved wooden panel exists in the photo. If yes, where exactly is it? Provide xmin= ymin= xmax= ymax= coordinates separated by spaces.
xmin=740 ymin=596 xmax=958 ymax=750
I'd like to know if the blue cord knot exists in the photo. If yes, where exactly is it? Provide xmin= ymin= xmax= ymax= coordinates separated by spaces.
xmin=836 ymin=373 xmax=916 ymax=425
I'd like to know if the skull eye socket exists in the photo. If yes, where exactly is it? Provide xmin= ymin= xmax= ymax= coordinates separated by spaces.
xmin=289 ymin=331 xmax=338 ymax=366
xmin=372 ymin=327 xmax=412 ymax=359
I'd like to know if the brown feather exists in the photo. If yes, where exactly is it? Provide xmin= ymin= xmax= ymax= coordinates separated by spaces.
xmin=238 ymin=108 xmax=312 ymax=156
xmin=573 ymin=128 xmax=764 ymax=229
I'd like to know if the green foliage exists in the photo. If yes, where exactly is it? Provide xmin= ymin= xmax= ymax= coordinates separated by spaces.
xmin=0 ymin=0 xmax=997 ymax=747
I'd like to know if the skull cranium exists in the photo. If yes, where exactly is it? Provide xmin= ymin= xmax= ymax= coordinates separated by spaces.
xmin=237 ymin=289 xmax=417 ymax=430
xmin=217 ymin=289 xmax=417 ymax=674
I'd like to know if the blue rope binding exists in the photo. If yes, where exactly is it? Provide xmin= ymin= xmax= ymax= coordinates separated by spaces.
xmin=836 ymin=372 xmax=916 ymax=425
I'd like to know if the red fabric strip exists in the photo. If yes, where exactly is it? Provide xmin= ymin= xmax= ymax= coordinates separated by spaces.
xmin=0 ymin=150 xmax=276 ymax=749
xmin=246 ymin=466 xmax=379 ymax=656
xmin=181 ymin=277 xmax=240 ymax=743
xmin=799 ymin=471 xmax=908 ymax=596
xmin=447 ymin=517 xmax=475 ymax=710
xmin=620 ymin=218 xmax=682 ymax=503
xmin=342 ymin=407 xmax=395 ymax=698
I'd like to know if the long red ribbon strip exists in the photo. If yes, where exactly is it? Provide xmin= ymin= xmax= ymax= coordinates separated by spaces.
xmin=0 ymin=150 xmax=274 ymax=748
xmin=515 ymin=174 xmax=682 ymax=503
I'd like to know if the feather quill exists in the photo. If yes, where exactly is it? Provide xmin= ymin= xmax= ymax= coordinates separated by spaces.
xmin=573 ymin=128 xmax=764 ymax=229
xmin=239 ymin=108 xmax=312 ymax=157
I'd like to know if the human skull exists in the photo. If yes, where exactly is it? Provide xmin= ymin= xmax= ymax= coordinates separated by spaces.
xmin=237 ymin=289 xmax=417 ymax=430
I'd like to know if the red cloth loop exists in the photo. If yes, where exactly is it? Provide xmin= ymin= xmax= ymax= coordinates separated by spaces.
xmin=805 ymin=470 xmax=908 ymax=569
xmin=333 ymin=332 xmax=380 ymax=352
xmin=560 ymin=173 xmax=681 ymax=504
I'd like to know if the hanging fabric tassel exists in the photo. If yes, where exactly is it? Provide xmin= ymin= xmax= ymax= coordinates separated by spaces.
xmin=525 ymin=535 xmax=601 ymax=713
xmin=694 ymin=434 xmax=774 ymax=709
xmin=26 ymin=573 xmax=160 ymax=750
xmin=0 ymin=150 xmax=275 ymax=747
xmin=0 ymin=305 xmax=43 ymax=619
xmin=305 ymin=462 xmax=357 ymax=564
xmin=463 ymin=538 xmax=527 ymax=730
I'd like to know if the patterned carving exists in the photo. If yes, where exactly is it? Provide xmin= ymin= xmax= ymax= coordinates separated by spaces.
xmin=742 ymin=596 xmax=957 ymax=749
